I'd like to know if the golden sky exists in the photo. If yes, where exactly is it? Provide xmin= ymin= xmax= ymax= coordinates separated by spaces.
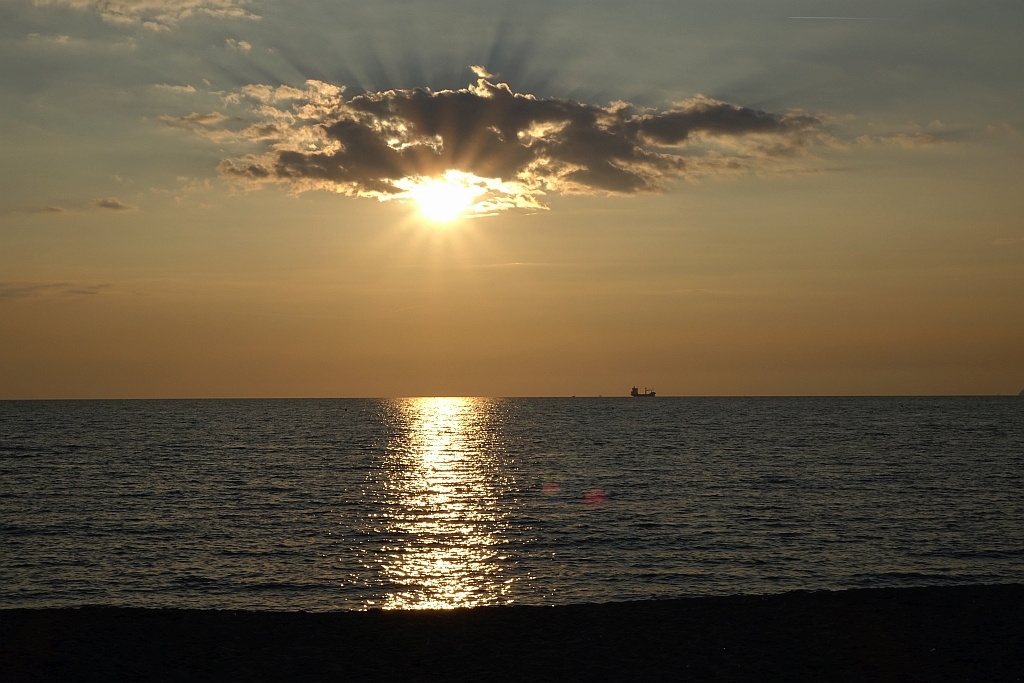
xmin=1 ymin=0 xmax=1022 ymax=397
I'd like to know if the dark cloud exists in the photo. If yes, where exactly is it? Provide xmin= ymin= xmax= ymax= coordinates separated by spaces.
xmin=190 ymin=74 xmax=827 ymax=211
xmin=93 ymin=197 xmax=136 ymax=210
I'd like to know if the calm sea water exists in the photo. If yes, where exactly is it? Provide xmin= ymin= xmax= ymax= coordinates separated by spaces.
xmin=2 ymin=397 xmax=1022 ymax=611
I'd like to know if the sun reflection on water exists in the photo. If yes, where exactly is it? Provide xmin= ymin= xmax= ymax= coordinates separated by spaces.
xmin=375 ymin=397 xmax=514 ymax=609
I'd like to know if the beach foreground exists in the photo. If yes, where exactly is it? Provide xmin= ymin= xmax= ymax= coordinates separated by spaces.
xmin=3 ymin=584 xmax=1022 ymax=682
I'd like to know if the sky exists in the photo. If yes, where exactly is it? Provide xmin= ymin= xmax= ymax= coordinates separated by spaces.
xmin=1 ymin=0 xmax=1022 ymax=398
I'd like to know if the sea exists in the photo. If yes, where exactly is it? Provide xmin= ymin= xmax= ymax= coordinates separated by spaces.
xmin=2 ymin=397 xmax=1022 ymax=611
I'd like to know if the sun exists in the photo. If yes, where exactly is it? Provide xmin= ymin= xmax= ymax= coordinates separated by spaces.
xmin=404 ymin=172 xmax=485 ymax=223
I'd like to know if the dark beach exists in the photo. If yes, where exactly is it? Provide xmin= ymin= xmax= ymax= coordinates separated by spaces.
xmin=3 ymin=584 xmax=1022 ymax=682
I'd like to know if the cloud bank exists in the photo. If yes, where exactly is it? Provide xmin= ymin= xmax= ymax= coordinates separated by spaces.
xmin=171 ymin=72 xmax=828 ymax=213
xmin=33 ymin=0 xmax=258 ymax=29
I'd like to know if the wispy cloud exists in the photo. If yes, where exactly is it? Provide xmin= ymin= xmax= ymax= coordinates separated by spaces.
xmin=225 ymin=38 xmax=251 ymax=52
xmin=986 ymin=123 xmax=1022 ymax=140
xmin=26 ymin=32 xmax=73 ymax=43
xmin=93 ymin=197 xmax=136 ymax=210
xmin=32 ymin=0 xmax=259 ymax=30
xmin=175 ymin=72 xmax=828 ymax=213
xmin=856 ymin=132 xmax=947 ymax=148
xmin=159 ymin=111 xmax=229 ymax=127
xmin=0 ymin=282 xmax=110 ymax=300
xmin=788 ymin=17 xmax=884 ymax=21
xmin=25 ymin=31 xmax=136 ymax=50
xmin=155 ymin=84 xmax=197 ymax=94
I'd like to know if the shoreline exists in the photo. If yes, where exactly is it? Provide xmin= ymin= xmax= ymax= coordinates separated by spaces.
xmin=3 ymin=584 xmax=1022 ymax=681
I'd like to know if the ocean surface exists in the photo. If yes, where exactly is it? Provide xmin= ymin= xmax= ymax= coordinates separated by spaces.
xmin=2 ymin=397 xmax=1022 ymax=611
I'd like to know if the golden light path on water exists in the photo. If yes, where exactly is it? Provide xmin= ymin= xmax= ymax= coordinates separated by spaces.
xmin=375 ymin=397 xmax=514 ymax=609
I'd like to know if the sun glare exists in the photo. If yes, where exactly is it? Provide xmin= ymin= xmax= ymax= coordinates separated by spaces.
xmin=407 ymin=175 xmax=482 ymax=222
xmin=387 ymin=170 xmax=538 ymax=221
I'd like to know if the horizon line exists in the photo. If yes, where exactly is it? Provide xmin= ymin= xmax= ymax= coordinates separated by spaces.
xmin=1 ymin=394 xmax=1021 ymax=401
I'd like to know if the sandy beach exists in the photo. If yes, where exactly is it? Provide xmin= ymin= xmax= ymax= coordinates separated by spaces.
xmin=2 ymin=584 xmax=1021 ymax=681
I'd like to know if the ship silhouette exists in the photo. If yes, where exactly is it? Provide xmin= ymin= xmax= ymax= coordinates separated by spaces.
xmin=631 ymin=386 xmax=656 ymax=397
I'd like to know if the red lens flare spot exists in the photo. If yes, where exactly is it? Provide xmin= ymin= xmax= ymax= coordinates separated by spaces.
xmin=584 ymin=488 xmax=608 ymax=507
xmin=542 ymin=483 xmax=560 ymax=495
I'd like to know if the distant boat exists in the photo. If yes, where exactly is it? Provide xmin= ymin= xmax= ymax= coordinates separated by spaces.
xmin=631 ymin=386 xmax=656 ymax=397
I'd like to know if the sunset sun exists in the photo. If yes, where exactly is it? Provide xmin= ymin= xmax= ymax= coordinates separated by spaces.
xmin=405 ymin=173 xmax=484 ymax=223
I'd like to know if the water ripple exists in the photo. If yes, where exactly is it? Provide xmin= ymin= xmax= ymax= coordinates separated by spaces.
xmin=1 ymin=397 xmax=1022 ymax=610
